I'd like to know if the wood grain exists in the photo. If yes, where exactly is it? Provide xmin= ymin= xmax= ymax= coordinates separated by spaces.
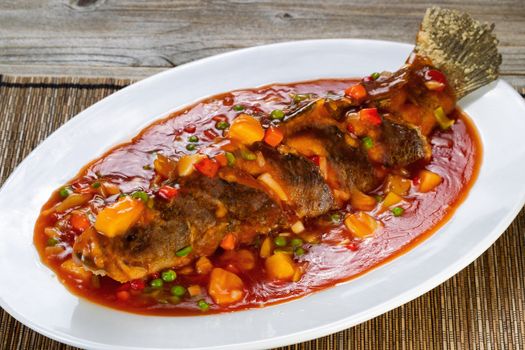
xmin=0 ymin=0 xmax=523 ymax=85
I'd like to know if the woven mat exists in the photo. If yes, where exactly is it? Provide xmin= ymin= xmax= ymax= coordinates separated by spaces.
xmin=0 ymin=75 xmax=524 ymax=350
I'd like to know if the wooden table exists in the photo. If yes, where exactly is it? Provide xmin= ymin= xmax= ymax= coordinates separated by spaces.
xmin=1 ymin=1 xmax=524 ymax=349
xmin=1 ymin=0 xmax=524 ymax=92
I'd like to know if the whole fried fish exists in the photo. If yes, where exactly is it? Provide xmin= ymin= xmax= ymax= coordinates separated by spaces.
xmin=73 ymin=7 xmax=501 ymax=282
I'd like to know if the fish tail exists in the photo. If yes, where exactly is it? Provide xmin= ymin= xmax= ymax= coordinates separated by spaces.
xmin=414 ymin=7 xmax=502 ymax=99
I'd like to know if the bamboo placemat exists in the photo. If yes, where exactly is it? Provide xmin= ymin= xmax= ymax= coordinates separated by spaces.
xmin=0 ymin=75 xmax=524 ymax=350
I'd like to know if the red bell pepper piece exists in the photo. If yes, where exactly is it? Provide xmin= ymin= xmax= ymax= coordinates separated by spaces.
xmin=194 ymin=157 xmax=220 ymax=178
xmin=158 ymin=185 xmax=178 ymax=200
xmin=359 ymin=108 xmax=382 ymax=126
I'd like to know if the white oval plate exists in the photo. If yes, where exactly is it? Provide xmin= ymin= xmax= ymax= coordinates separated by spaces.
xmin=1 ymin=39 xmax=525 ymax=350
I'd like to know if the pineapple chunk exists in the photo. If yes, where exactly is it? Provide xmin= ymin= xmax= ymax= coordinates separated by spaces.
xmin=419 ymin=170 xmax=443 ymax=193
xmin=344 ymin=212 xmax=381 ymax=239
xmin=94 ymin=196 xmax=144 ymax=237
xmin=265 ymin=252 xmax=296 ymax=281
xmin=228 ymin=114 xmax=264 ymax=145
xmin=208 ymin=268 xmax=245 ymax=305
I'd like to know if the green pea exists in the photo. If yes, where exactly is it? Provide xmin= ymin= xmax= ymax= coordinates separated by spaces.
xmin=171 ymin=285 xmax=186 ymax=297
xmin=188 ymin=135 xmax=199 ymax=143
xmin=161 ymin=270 xmax=177 ymax=282
xmin=371 ymin=72 xmax=380 ymax=80
xmin=168 ymin=296 xmax=181 ymax=305
xmin=197 ymin=299 xmax=210 ymax=311
xmin=216 ymin=121 xmax=230 ymax=130
xmin=274 ymin=236 xmax=287 ymax=247
xmin=290 ymin=238 xmax=303 ymax=248
xmin=362 ymin=136 xmax=374 ymax=150
xmin=150 ymin=278 xmax=163 ymax=289
xmin=58 ymin=187 xmax=71 ymax=198
xmin=330 ymin=213 xmax=341 ymax=223
xmin=374 ymin=195 xmax=384 ymax=203
xmin=186 ymin=144 xmax=197 ymax=151
xmin=232 ymin=105 xmax=245 ymax=111
xmin=131 ymin=191 xmax=149 ymax=202
xmin=91 ymin=182 xmax=101 ymax=189
xmin=240 ymin=149 xmax=257 ymax=160
xmin=392 ymin=207 xmax=405 ymax=217
xmin=292 ymin=94 xmax=308 ymax=103
xmin=295 ymin=247 xmax=305 ymax=256
xmin=47 ymin=237 xmax=59 ymax=246
xmin=270 ymin=109 xmax=285 ymax=120
xmin=143 ymin=165 xmax=152 ymax=170
xmin=225 ymin=152 xmax=236 ymax=166
xmin=176 ymin=246 xmax=193 ymax=257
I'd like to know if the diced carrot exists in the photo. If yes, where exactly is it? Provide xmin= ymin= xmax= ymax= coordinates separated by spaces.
xmin=188 ymin=285 xmax=202 ymax=297
xmin=220 ymin=233 xmax=236 ymax=250
xmin=194 ymin=157 xmax=220 ymax=178
xmin=116 ymin=290 xmax=130 ymax=301
xmin=195 ymin=256 xmax=214 ymax=275
xmin=344 ymin=212 xmax=381 ymax=239
xmin=214 ymin=153 xmax=228 ymax=167
xmin=228 ymin=114 xmax=264 ymax=145
xmin=419 ymin=169 xmax=443 ymax=192
xmin=208 ymin=268 xmax=245 ymax=305
xmin=265 ymin=252 xmax=296 ymax=281
xmin=157 ymin=185 xmax=178 ymax=200
xmin=344 ymin=84 xmax=367 ymax=101
xmin=94 ymin=196 xmax=144 ymax=237
xmin=263 ymin=126 xmax=284 ymax=147
xmin=154 ymin=154 xmax=177 ymax=178
xmin=359 ymin=108 xmax=382 ymax=126
xmin=350 ymin=191 xmax=377 ymax=211
xmin=70 ymin=212 xmax=91 ymax=232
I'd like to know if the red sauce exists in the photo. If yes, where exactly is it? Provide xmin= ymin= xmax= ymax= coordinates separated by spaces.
xmin=34 ymin=79 xmax=481 ymax=315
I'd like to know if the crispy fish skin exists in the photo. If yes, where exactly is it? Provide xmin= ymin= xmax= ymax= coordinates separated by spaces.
xmin=72 ymin=7 xmax=501 ymax=283
xmin=74 ymin=174 xmax=284 ymax=282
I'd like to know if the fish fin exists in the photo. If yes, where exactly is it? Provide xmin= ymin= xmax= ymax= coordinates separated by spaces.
xmin=414 ymin=7 xmax=502 ymax=99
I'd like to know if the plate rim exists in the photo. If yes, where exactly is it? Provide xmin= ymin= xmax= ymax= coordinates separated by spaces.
xmin=1 ymin=38 xmax=524 ymax=350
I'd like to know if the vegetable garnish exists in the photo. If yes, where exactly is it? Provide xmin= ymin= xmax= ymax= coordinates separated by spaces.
xmin=359 ymin=108 xmax=382 ymax=126
xmin=274 ymin=236 xmax=287 ymax=247
xmin=362 ymin=136 xmax=374 ymax=150
xmin=194 ymin=157 xmax=220 ymax=178
xmin=232 ymin=104 xmax=245 ymax=111
xmin=263 ymin=126 xmax=284 ymax=147
xmin=225 ymin=152 xmax=236 ymax=166
xmin=270 ymin=109 xmax=285 ymax=120
xmin=158 ymin=185 xmax=178 ymax=200
xmin=392 ymin=207 xmax=405 ymax=217
xmin=344 ymin=83 xmax=367 ymax=101
xmin=171 ymin=285 xmax=186 ymax=297
xmin=197 ymin=299 xmax=210 ymax=311
xmin=131 ymin=191 xmax=149 ymax=202
xmin=176 ymin=246 xmax=193 ymax=257
xmin=216 ymin=121 xmax=230 ymax=130
xmin=58 ymin=186 xmax=72 ymax=198
xmin=188 ymin=135 xmax=199 ymax=143
xmin=240 ymin=149 xmax=257 ymax=161
xmin=434 ymin=106 xmax=455 ymax=129
xmin=161 ymin=270 xmax=177 ymax=282
xmin=150 ymin=278 xmax=164 ymax=288
xmin=186 ymin=143 xmax=197 ymax=151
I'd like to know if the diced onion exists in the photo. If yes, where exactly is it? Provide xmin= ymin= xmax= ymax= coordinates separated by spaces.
xmin=257 ymin=173 xmax=288 ymax=201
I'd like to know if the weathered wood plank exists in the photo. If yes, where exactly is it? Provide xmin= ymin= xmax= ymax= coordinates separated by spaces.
xmin=0 ymin=0 xmax=523 ymax=79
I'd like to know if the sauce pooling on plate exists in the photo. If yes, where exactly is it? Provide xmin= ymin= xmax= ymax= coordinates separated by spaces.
xmin=35 ymin=77 xmax=481 ymax=315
